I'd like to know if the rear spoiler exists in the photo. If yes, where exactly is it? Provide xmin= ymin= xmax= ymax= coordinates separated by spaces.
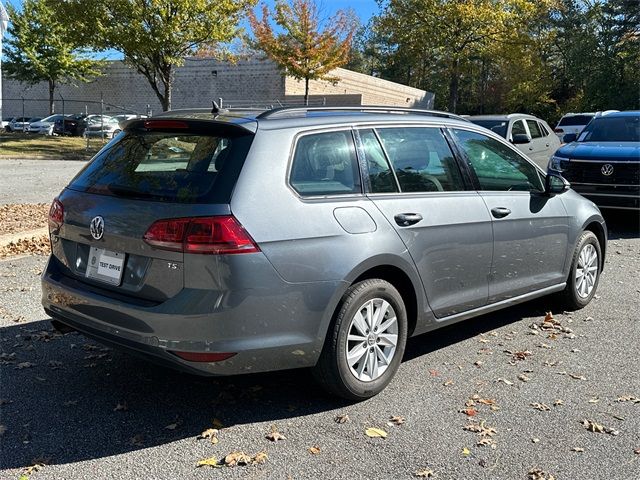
xmin=120 ymin=116 xmax=257 ymax=135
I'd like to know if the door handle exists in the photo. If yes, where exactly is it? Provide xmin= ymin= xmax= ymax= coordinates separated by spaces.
xmin=394 ymin=213 xmax=423 ymax=227
xmin=491 ymin=207 xmax=511 ymax=219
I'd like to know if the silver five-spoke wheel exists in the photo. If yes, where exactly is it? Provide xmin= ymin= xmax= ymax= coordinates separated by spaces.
xmin=345 ymin=298 xmax=398 ymax=382
xmin=575 ymin=243 xmax=598 ymax=298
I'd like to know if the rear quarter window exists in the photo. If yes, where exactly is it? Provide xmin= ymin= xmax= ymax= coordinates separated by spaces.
xmin=290 ymin=130 xmax=361 ymax=196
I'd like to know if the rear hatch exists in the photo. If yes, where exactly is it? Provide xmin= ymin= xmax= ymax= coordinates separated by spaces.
xmin=48 ymin=118 xmax=255 ymax=304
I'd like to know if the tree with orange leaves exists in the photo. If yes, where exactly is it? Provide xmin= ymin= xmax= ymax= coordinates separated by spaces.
xmin=249 ymin=0 xmax=357 ymax=105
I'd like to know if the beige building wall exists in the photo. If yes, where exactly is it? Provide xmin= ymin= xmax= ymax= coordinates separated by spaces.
xmin=285 ymin=67 xmax=433 ymax=108
xmin=2 ymin=58 xmax=432 ymax=117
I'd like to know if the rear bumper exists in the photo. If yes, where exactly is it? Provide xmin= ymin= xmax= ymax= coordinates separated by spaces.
xmin=42 ymin=256 xmax=344 ymax=376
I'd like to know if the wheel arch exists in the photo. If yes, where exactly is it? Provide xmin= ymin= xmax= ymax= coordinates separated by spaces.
xmin=343 ymin=255 xmax=426 ymax=337
xmin=582 ymin=217 xmax=607 ymax=271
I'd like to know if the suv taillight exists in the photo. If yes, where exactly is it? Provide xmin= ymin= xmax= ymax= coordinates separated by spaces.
xmin=143 ymin=216 xmax=259 ymax=255
xmin=48 ymin=198 xmax=64 ymax=229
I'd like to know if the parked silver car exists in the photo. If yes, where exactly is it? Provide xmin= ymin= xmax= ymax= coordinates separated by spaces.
xmin=82 ymin=115 xmax=122 ymax=139
xmin=42 ymin=107 xmax=606 ymax=400
xmin=28 ymin=114 xmax=68 ymax=135
xmin=468 ymin=114 xmax=561 ymax=170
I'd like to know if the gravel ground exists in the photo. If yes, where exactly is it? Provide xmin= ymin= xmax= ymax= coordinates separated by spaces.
xmin=0 ymin=211 xmax=638 ymax=480
xmin=0 ymin=160 xmax=86 ymax=205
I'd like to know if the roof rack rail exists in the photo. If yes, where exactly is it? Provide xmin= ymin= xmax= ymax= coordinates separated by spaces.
xmin=255 ymin=106 xmax=468 ymax=121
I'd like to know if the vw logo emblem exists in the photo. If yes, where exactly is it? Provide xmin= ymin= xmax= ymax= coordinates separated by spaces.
xmin=601 ymin=164 xmax=614 ymax=176
xmin=90 ymin=216 xmax=105 ymax=240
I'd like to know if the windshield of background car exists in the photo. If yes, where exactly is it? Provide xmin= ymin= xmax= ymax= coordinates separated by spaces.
xmin=67 ymin=129 xmax=253 ymax=203
xmin=558 ymin=115 xmax=594 ymax=126
xmin=469 ymin=120 xmax=507 ymax=138
xmin=577 ymin=115 xmax=640 ymax=142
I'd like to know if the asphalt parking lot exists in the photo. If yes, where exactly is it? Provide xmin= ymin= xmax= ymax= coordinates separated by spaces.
xmin=0 ymin=160 xmax=639 ymax=479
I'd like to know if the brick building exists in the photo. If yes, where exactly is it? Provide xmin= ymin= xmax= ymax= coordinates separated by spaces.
xmin=1 ymin=57 xmax=433 ymax=117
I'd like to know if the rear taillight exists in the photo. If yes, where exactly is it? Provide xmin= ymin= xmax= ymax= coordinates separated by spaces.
xmin=48 ymin=198 xmax=64 ymax=228
xmin=143 ymin=216 xmax=259 ymax=255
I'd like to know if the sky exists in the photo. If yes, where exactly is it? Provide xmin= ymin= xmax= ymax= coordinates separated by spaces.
xmin=1 ymin=0 xmax=381 ymax=60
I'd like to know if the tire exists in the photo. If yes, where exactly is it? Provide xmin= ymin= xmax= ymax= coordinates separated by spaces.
xmin=558 ymin=231 xmax=602 ymax=310
xmin=313 ymin=279 xmax=408 ymax=400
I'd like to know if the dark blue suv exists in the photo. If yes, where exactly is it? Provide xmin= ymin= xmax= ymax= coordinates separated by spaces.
xmin=549 ymin=111 xmax=639 ymax=210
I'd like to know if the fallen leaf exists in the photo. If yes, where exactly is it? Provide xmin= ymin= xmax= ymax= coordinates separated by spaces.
xmin=15 ymin=362 xmax=35 ymax=369
xmin=308 ymin=446 xmax=321 ymax=455
xmin=415 ymin=468 xmax=435 ymax=477
xmin=365 ymin=427 xmax=388 ymax=438
xmin=588 ymin=397 xmax=600 ymax=404
xmin=462 ymin=447 xmax=471 ymax=456
xmin=63 ymin=400 xmax=78 ymax=406
xmin=252 ymin=451 xmax=268 ymax=464
xmin=581 ymin=419 xmax=619 ymax=435
xmin=518 ymin=373 xmax=531 ymax=382
xmin=464 ymin=421 xmax=497 ymax=437
xmin=553 ymin=399 xmax=564 ymax=406
xmin=477 ymin=437 xmax=495 ymax=447
xmin=23 ymin=463 xmax=45 ymax=475
xmin=634 ymin=447 xmax=640 ymax=455
xmin=571 ymin=447 xmax=585 ymax=452
xmin=528 ymin=467 xmax=556 ymax=480
xmin=388 ymin=415 xmax=405 ymax=425
xmin=428 ymin=369 xmax=439 ymax=377
xmin=224 ymin=451 xmax=252 ymax=466
xmin=113 ymin=401 xmax=128 ymax=412
xmin=196 ymin=456 xmax=221 ymax=468
xmin=461 ymin=408 xmax=478 ymax=417
xmin=497 ymin=377 xmax=514 ymax=386
xmin=198 ymin=428 xmax=219 ymax=444
xmin=164 ymin=423 xmax=178 ymax=430
xmin=266 ymin=426 xmax=286 ymax=442
xmin=532 ymin=438 xmax=540 ymax=443
xmin=474 ymin=360 xmax=484 ymax=367
xmin=335 ymin=414 xmax=350 ymax=424
xmin=443 ymin=379 xmax=454 ymax=386
xmin=617 ymin=395 xmax=640 ymax=404
xmin=531 ymin=403 xmax=551 ymax=412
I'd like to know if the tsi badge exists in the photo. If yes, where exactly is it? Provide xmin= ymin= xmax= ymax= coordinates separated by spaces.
xmin=90 ymin=216 xmax=105 ymax=240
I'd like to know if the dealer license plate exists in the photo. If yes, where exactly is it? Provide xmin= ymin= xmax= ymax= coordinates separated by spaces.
xmin=85 ymin=247 xmax=125 ymax=286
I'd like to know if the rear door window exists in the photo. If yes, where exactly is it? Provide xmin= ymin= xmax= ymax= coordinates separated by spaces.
xmin=526 ymin=120 xmax=543 ymax=139
xmin=67 ymin=130 xmax=253 ymax=203
xmin=376 ymin=127 xmax=465 ymax=192
xmin=290 ymin=130 xmax=361 ymax=196
xmin=511 ymin=120 xmax=527 ymax=137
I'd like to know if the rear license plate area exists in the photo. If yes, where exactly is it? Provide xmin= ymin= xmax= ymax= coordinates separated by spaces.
xmin=86 ymin=247 xmax=126 ymax=286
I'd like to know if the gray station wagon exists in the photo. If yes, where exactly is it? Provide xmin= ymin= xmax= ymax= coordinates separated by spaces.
xmin=42 ymin=106 xmax=607 ymax=400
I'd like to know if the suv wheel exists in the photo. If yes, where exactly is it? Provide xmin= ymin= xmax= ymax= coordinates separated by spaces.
xmin=313 ymin=279 xmax=407 ymax=400
xmin=560 ymin=231 xmax=602 ymax=309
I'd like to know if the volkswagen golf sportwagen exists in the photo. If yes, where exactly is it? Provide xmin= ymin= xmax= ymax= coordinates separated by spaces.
xmin=43 ymin=106 xmax=606 ymax=399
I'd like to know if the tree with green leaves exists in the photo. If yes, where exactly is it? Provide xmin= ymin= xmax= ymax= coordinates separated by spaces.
xmin=375 ymin=0 xmax=554 ymax=113
xmin=3 ymin=0 xmax=102 ymax=115
xmin=61 ymin=0 xmax=254 ymax=111
xmin=248 ymin=0 xmax=357 ymax=105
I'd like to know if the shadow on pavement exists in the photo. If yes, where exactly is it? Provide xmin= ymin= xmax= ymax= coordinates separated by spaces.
xmin=602 ymin=210 xmax=639 ymax=240
xmin=1 ymin=210 xmax=636 ymax=469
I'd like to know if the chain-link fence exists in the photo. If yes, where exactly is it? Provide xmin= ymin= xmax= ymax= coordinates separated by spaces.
xmin=2 ymin=97 xmax=152 ymax=122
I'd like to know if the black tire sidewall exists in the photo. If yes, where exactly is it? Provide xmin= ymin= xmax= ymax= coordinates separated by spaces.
xmin=332 ymin=280 xmax=408 ymax=399
xmin=566 ymin=231 xmax=601 ymax=308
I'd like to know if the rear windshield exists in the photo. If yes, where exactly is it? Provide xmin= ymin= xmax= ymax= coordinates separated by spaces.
xmin=557 ymin=115 xmax=594 ymax=126
xmin=577 ymin=115 xmax=640 ymax=142
xmin=67 ymin=129 xmax=253 ymax=203
xmin=469 ymin=120 xmax=507 ymax=138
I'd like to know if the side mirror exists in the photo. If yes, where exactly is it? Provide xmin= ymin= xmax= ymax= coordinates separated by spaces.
xmin=512 ymin=134 xmax=531 ymax=144
xmin=545 ymin=171 xmax=570 ymax=195
xmin=562 ymin=133 xmax=577 ymax=143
